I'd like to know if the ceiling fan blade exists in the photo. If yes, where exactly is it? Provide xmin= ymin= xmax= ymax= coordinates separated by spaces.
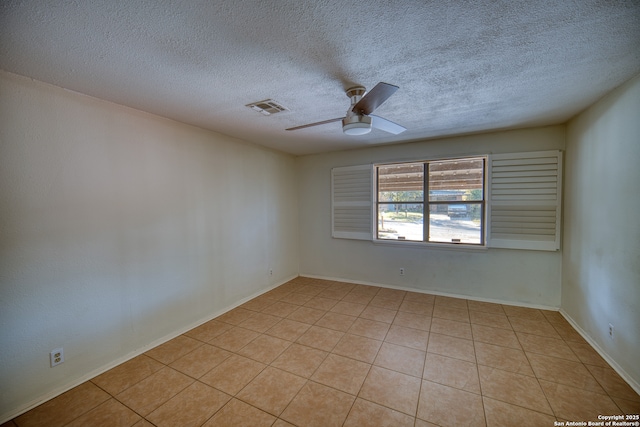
xmin=370 ymin=115 xmax=406 ymax=135
xmin=285 ymin=117 xmax=344 ymax=131
xmin=352 ymin=82 xmax=399 ymax=115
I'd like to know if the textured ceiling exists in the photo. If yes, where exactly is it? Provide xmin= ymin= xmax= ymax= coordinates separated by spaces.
xmin=1 ymin=1 xmax=639 ymax=155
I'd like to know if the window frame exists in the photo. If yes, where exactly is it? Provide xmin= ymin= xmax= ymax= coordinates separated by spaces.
xmin=375 ymin=156 xmax=487 ymax=247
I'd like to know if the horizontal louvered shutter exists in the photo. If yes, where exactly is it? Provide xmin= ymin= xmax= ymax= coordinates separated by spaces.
xmin=487 ymin=150 xmax=562 ymax=251
xmin=332 ymin=165 xmax=373 ymax=240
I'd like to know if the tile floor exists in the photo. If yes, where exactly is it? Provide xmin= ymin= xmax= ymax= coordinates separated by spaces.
xmin=5 ymin=277 xmax=639 ymax=427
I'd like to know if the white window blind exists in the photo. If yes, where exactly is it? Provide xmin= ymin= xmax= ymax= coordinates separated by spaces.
xmin=331 ymin=165 xmax=373 ymax=240
xmin=487 ymin=150 xmax=563 ymax=251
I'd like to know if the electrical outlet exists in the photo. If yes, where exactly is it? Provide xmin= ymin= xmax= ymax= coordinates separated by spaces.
xmin=269 ymin=269 xmax=273 ymax=276
xmin=400 ymin=268 xmax=405 ymax=276
xmin=608 ymin=323 xmax=614 ymax=339
xmin=50 ymin=348 xmax=64 ymax=367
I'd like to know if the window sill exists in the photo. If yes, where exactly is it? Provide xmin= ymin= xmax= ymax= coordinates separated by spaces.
xmin=372 ymin=239 xmax=488 ymax=252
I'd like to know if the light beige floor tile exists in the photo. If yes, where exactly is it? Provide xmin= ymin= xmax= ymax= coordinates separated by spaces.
xmin=393 ymin=311 xmax=431 ymax=331
xmin=433 ymin=305 xmax=470 ymax=323
xmin=359 ymin=366 xmax=421 ymax=415
xmin=427 ymin=332 xmax=475 ymax=363
xmin=281 ymin=382 xmax=355 ymax=427
xmin=474 ymin=341 xmax=534 ymax=376
xmin=404 ymin=292 xmax=435 ymax=305
xmin=508 ymin=317 xmax=561 ymax=338
xmin=202 ymin=398 xmax=276 ymax=427
xmin=483 ymin=396 xmax=556 ymax=427
xmin=296 ymin=325 xmax=344 ymax=351
xmin=541 ymin=310 xmax=567 ymax=325
xmin=296 ymin=285 xmax=326 ymax=296
xmin=414 ymin=420 xmax=441 ymax=427
xmin=467 ymin=300 xmax=505 ymax=314
xmin=344 ymin=398 xmax=415 ymax=427
xmin=348 ymin=317 xmax=391 ymax=340
xmin=144 ymin=335 xmax=203 ymax=365
xmin=115 ymin=367 xmax=194 ymax=416
xmin=540 ymin=379 xmax=622 ymax=421
xmin=238 ymin=312 xmax=281 ymax=333
xmin=502 ymin=305 xmax=546 ymax=321
xmin=236 ymin=367 xmax=307 ymax=416
xmin=272 ymin=419 xmax=297 ymax=427
xmin=240 ymin=296 xmax=277 ymax=312
xmin=569 ymin=341 xmax=609 ymax=367
xmin=286 ymin=306 xmax=326 ymax=324
xmin=15 ymin=382 xmax=110 ymax=427
xmin=375 ymin=342 xmax=425 ymax=378
xmin=469 ymin=310 xmax=512 ymax=329
xmin=264 ymin=318 xmax=310 ymax=341
xmin=471 ymin=324 xmax=520 ymax=349
xmin=318 ymin=287 xmax=350 ymax=300
xmin=613 ymin=396 xmax=640 ymax=415
xmin=360 ymin=305 xmax=397 ymax=323
xmin=304 ymin=296 xmax=338 ymax=310
xmin=199 ymin=354 xmax=265 ymax=395
xmin=146 ymin=382 xmax=230 ymax=427
xmin=237 ymin=334 xmax=291 ymax=364
xmin=376 ymin=288 xmax=407 ymax=302
xmin=369 ymin=296 xmax=403 ymax=310
xmin=278 ymin=291 xmax=314 ymax=305
xmin=216 ymin=307 xmax=255 ymax=325
xmin=264 ymin=288 xmax=294 ymax=300
xmin=516 ymin=331 xmax=579 ymax=361
xmin=132 ymin=420 xmax=155 ymax=427
xmin=91 ymin=355 xmax=164 ymax=395
xmin=417 ymin=380 xmax=485 ymax=427
xmin=311 ymin=353 xmax=371 ymax=395
xmin=423 ymin=353 xmax=480 ymax=393
xmin=209 ymin=326 xmax=260 ymax=352
xmin=260 ymin=301 xmax=299 ymax=318
xmin=332 ymin=333 xmax=382 ymax=363
xmin=431 ymin=317 xmax=472 ymax=340
xmin=342 ymin=292 xmax=374 ymax=305
xmin=385 ymin=325 xmax=429 ymax=351
xmin=552 ymin=321 xmax=587 ymax=343
xmin=184 ymin=319 xmax=232 ymax=342
xmin=398 ymin=300 xmax=433 ymax=316
xmin=477 ymin=365 xmax=553 ymax=414
xmin=527 ymin=353 xmax=605 ymax=394
xmin=169 ymin=344 xmax=232 ymax=379
xmin=271 ymin=343 xmax=328 ymax=378
xmin=585 ymin=364 xmax=640 ymax=401
xmin=330 ymin=301 xmax=366 ymax=316
xmin=64 ymin=398 xmax=141 ymax=427
xmin=435 ymin=296 xmax=469 ymax=311
xmin=315 ymin=311 xmax=357 ymax=332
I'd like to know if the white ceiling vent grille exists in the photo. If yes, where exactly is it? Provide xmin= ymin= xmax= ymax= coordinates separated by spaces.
xmin=246 ymin=99 xmax=289 ymax=115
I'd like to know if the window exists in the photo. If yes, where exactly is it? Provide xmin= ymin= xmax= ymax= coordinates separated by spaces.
xmin=331 ymin=150 xmax=562 ymax=251
xmin=377 ymin=157 xmax=485 ymax=245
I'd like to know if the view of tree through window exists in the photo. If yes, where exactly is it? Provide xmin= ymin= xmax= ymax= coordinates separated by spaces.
xmin=377 ymin=158 xmax=485 ymax=244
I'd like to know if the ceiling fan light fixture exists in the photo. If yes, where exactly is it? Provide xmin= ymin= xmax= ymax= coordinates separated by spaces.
xmin=342 ymin=115 xmax=372 ymax=135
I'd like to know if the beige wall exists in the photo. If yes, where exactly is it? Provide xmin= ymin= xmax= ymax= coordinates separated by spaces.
xmin=297 ymin=126 xmax=565 ymax=307
xmin=563 ymin=73 xmax=640 ymax=391
xmin=0 ymin=71 xmax=299 ymax=419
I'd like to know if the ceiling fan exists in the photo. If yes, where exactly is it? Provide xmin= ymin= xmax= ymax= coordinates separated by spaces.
xmin=286 ymin=82 xmax=406 ymax=136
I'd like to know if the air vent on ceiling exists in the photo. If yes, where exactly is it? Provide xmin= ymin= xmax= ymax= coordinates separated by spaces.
xmin=246 ymin=99 xmax=289 ymax=116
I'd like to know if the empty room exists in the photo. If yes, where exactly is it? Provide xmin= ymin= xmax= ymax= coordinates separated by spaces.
xmin=1 ymin=1 xmax=639 ymax=426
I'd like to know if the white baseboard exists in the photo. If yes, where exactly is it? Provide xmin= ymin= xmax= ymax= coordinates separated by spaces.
xmin=0 ymin=274 xmax=297 ymax=424
xmin=300 ymin=273 xmax=560 ymax=311
xmin=559 ymin=309 xmax=640 ymax=396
